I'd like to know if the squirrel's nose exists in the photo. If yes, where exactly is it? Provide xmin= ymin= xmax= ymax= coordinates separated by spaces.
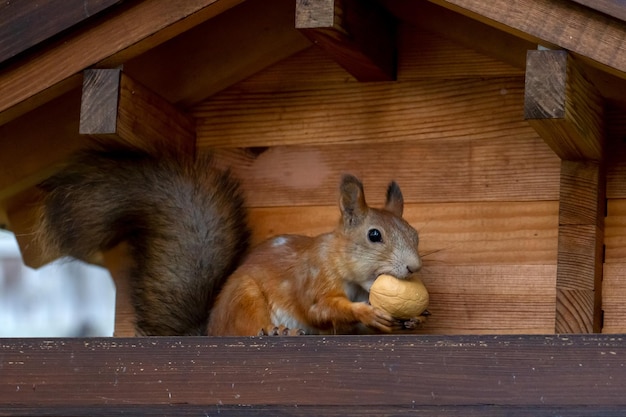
xmin=407 ymin=259 xmax=422 ymax=274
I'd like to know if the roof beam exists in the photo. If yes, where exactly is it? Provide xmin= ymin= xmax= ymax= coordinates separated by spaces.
xmin=80 ymin=68 xmax=196 ymax=156
xmin=0 ymin=0 xmax=243 ymax=127
xmin=427 ymin=0 xmax=626 ymax=79
xmin=525 ymin=50 xmax=604 ymax=161
xmin=0 ymin=0 xmax=121 ymax=64
xmin=295 ymin=0 xmax=396 ymax=81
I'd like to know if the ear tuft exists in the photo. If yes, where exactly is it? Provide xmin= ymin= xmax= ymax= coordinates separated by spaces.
xmin=339 ymin=174 xmax=368 ymax=226
xmin=385 ymin=181 xmax=404 ymax=217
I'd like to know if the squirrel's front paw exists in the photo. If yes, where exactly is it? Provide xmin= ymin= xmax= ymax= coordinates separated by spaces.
xmin=353 ymin=303 xmax=395 ymax=333
xmin=258 ymin=325 xmax=306 ymax=336
xmin=398 ymin=310 xmax=430 ymax=331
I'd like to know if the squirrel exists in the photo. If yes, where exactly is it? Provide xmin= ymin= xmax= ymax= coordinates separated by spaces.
xmin=207 ymin=174 xmax=424 ymax=336
xmin=37 ymin=146 xmax=425 ymax=336
xmin=36 ymin=145 xmax=250 ymax=336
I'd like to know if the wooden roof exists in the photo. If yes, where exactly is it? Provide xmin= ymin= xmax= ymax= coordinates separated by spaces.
xmin=0 ymin=0 xmax=625 ymax=212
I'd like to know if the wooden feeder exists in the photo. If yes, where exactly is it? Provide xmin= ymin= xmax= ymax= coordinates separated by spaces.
xmin=1 ymin=0 xmax=626 ymax=414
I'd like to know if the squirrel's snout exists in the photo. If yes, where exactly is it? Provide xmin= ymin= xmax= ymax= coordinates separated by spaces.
xmin=406 ymin=259 xmax=422 ymax=275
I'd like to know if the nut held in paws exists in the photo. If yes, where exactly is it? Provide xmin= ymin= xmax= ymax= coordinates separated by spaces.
xmin=369 ymin=274 xmax=429 ymax=319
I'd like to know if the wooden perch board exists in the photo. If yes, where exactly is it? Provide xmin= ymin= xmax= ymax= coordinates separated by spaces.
xmin=295 ymin=0 xmax=396 ymax=81
xmin=2 ymin=335 xmax=626 ymax=415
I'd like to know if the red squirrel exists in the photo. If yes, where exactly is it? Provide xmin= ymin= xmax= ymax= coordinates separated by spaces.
xmin=207 ymin=174 xmax=423 ymax=336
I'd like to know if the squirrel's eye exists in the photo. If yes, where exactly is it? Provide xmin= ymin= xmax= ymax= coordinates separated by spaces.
xmin=368 ymin=228 xmax=383 ymax=243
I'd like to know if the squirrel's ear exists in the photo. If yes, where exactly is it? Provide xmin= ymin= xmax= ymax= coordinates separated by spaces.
xmin=384 ymin=181 xmax=404 ymax=217
xmin=339 ymin=174 xmax=368 ymax=227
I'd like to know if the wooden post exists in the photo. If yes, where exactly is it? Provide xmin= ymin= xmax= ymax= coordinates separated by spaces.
xmin=80 ymin=68 xmax=196 ymax=156
xmin=295 ymin=0 xmax=396 ymax=81
xmin=524 ymin=49 xmax=605 ymax=333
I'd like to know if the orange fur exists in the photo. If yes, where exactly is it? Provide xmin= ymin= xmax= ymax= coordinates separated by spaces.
xmin=208 ymin=175 xmax=422 ymax=336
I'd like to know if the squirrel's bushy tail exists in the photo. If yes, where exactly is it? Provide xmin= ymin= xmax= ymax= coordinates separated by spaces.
xmin=37 ymin=146 xmax=250 ymax=335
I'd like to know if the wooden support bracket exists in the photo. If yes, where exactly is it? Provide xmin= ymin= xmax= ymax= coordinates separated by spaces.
xmin=524 ymin=49 xmax=606 ymax=333
xmin=80 ymin=68 xmax=196 ymax=156
xmin=295 ymin=0 xmax=396 ymax=81
xmin=524 ymin=49 xmax=604 ymax=160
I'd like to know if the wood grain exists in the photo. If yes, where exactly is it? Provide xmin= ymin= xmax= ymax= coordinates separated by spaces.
xmin=195 ymin=77 xmax=539 ymax=149
xmin=554 ymin=161 xmax=605 ymax=333
xmin=602 ymin=263 xmax=626 ymax=333
xmin=427 ymin=0 xmax=626 ymax=79
xmin=570 ymin=0 xmax=626 ymax=23
xmin=418 ymin=265 xmax=556 ymax=334
xmin=248 ymin=201 xmax=559 ymax=265
xmin=525 ymin=50 xmax=605 ymax=161
xmin=124 ymin=0 xmax=311 ymax=107
xmin=80 ymin=69 xmax=196 ymax=156
xmin=296 ymin=0 xmax=396 ymax=81
xmin=0 ymin=0 xmax=243 ymax=125
xmin=604 ymin=198 xmax=626 ymax=262
xmin=102 ymin=243 xmax=136 ymax=337
xmin=2 ymin=335 xmax=626 ymax=415
xmin=210 ymin=137 xmax=560 ymax=207
xmin=382 ymin=0 xmax=534 ymax=70
xmin=0 ymin=89 xmax=84 ymax=200
xmin=0 ymin=0 xmax=121 ymax=64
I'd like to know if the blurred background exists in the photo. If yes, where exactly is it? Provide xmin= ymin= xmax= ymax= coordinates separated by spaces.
xmin=0 ymin=230 xmax=115 ymax=337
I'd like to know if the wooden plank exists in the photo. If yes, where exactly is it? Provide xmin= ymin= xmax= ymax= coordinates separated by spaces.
xmin=212 ymin=138 xmax=560 ymax=206
xmin=295 ymin=0 xmax=396 ymax=81
xmin=123 ymin=0 xmax=311 ymax=107
xmin=194 ymin=77 xmax=544 ymax=148
xmin=226 ymin=26 xmax=522 ymax=93
xmin=248 ymin=202 xmax=559 ymax=265
xmin=80 ymin=69 xmax=196 ymax=155
xmin=606 ymin=106 xmax=626 ymax=199
xmin=524 ymin=50 xmax=605 ymax=161
xmin=419 ymin=265 xmax=556 ymax=334
xmin=0 ymin=0 xmax=243 ymax=126
xmin=397 ymin=25 xmax=524 ymax=79
xmin=600 ymin=263 xmax=626 ymax=333
xmin=101 ymin=243 xmax=136 ymax=337
xmin=383 ymin=0 xmax=534 ymax=70
xmin=606 ymin=198 xmax=626 ymax=262
xmin=426 ymin=0 xmax=626 ymax=79
xmin=570 ymin=0 xmax=626 ymax=23
xmin=554 ymin=161 xmax=605 ymax=333
xmin=2 ymin=335 xmax=626 ymax=414
xmin=385 ymin=0 xmax=626 ymax=104
xmin=0 ymin=89 xmax=84 ymax=201
xmin=0 ymin=0 xmax=121 ymax=64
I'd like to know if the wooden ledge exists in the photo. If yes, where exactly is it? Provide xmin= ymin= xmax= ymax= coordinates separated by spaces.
xmin=2 ymin=335 xmax=626 ymax=415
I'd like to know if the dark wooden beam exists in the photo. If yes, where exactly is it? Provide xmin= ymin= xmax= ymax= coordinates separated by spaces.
xmin=525 ymin=50 xmax=604 ymax=160
xmin=570 ymin=0 xmax=626 ymax=23
xmin=524 ymin=49 xmax=606 ymax=333
xmin=2 ymin=335 xmax=626 ymax=415
xmin=0 ymin=0 xmax=122 ymax=64
xmin=295 ymin=0 xmax=396 ymax=81
xmin=80 ymin=68 xmax=196 ymax=156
